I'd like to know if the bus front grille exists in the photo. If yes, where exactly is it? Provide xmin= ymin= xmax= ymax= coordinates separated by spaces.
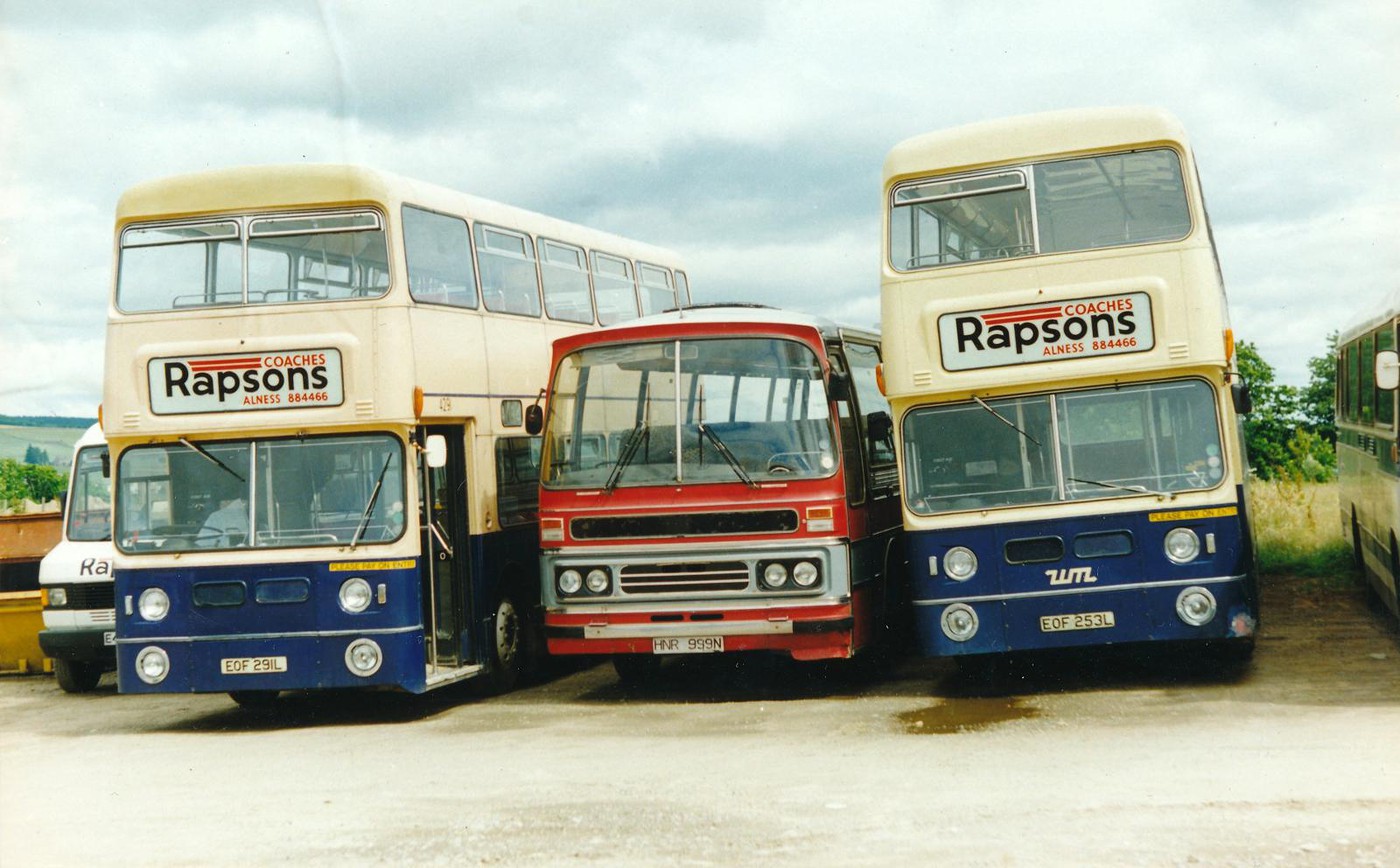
xmin=619 ymin=561 xmax=750 ymax=594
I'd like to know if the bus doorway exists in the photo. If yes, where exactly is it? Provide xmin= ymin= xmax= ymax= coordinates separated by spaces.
xmin=421 ymin=425 xmax=474 ymax=676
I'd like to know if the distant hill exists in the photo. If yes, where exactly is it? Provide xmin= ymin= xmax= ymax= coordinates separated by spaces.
xmin=0 ymin=419 xmax=96 ymax=468
xmin=0 ymin=415 xmax=96 ymax=429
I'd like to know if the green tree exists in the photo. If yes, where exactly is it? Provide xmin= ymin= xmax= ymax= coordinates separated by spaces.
xmin=1236 ymin=341 xmax=1296 ymax=479
xmin=1236 ymin=338 xmax=1338 ymax=481
xmin=24 ymin=444 xmax=51 ymax=465
xmin=1299 ymin=331 xmax=1337 ymax=446
xmin=0 ymin=458 xmax=66 ymax=508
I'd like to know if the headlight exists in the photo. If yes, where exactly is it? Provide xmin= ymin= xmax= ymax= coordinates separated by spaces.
xmin=344 ymin=638 xmax=383 ymax=676
xmin=48 ymin=587 xmax=68 ymax=607
xmin=338 ymin=577 xmax=373 ymax=613
xmin=135 ymin=646 xmax=170 ymax=684
xmin=558 ymin=569 xmax=583 ymax=595
xmin=762 ymin=562 xmax=789 ymax=589
xmin=585 ymin=568 xmax=610 ymax=593
xmin=940 ymin=604 xmax=979 ymax=642
xmin=1175 ymin=586 xmax=1217 ymax=626
xmin=792 ymin=561 xmax=819 ymax=588
xmin=138 ymin=588 xmax=170 ymax=622
xmin=944 ymin=547 xmax=978 ymax=581
xmin=1164 ymin=527 xmax=1200 ymax=564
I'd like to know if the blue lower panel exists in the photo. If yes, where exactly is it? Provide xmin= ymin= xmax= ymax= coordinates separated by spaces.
xmin=116 ymin=629 xmax=428 ymax=694
xmin=916 ymin=576 xmax=1256 ymax=656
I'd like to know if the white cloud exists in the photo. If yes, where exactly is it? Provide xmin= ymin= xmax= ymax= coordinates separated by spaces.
xmin=1 ymin=0 xmax=1397 ymax=418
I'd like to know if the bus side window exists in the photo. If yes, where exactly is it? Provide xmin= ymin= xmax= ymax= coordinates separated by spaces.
xmin=495 ymin=437 xmax=541 ymax=526
xmin=676 ymin=270 xmax=691 ymax=307
xmin=540 ymin=239 xmax=595 ymax=324
xmin=1376 ymin=326 xmax=1395 ymax=427
xmin=476 ymin=224 xmax=542 ymax=317
xmin=403 ymin=205 xmax=478 ymax=309
xmin=591 ymin=252 xmax=639 ymax=325
xmin=1360 ymin=333 xmax=1376 ymax=425
xmin=828 ymin=352 xmax=865 ymax=505
xmin=842 ymin=342 xmax=899 ymax=496
xmin=637 ymin=263 xmax=676 ymax=315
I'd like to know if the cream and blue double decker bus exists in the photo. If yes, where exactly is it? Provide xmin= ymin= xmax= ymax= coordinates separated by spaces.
xmin=105 ymin=165 xmax=688 ymax=704
xmin=880 ymin=107 xmax=1258 ymax=666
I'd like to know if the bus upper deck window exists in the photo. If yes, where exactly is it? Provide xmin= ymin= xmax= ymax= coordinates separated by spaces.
xmin=890 ymin=171 xmax=1031 ymax=271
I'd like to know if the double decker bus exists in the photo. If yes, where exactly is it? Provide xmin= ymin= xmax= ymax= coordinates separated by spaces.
xmin=1337 ymin=294 xmax=1400 ymax=627
xmin=535 ymin=306 xmax=903 ymax=683
xmin=879 ymin=107 xmax=1258 ymax=666
xmin=105 ymin=165 xmax=689 ymax=703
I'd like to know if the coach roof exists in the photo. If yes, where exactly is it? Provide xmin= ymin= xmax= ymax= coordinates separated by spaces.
xmin=883 ymin=106 xmax=1191 ymax=184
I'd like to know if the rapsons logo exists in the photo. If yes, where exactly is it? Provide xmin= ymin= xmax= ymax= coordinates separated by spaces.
xmin=147 ymin=349 xmax=344 ymax=415
xmin=937 ymin=292 xmax=1155 ymax=372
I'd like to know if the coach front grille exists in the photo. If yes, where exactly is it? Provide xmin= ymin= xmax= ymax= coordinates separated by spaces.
xmin=618 ymin=561 xmax=750 ymax=595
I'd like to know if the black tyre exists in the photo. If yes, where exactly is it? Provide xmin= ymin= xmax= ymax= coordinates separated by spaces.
xmin=228 ymin=690 xmax=280 ymax=708
xmin=612 ymin=654 xmax=664 ymax=686
xmin=480 ymin=593 xmax=523 ymax=694
xmin=54 ymin=658 xmax=102 ymax=693
xmin=1351 ymin=511 xmax=1364 ymax=571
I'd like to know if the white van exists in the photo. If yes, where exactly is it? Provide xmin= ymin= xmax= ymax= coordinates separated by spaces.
xmin=38 ymin=424 xmax=115 ymax=692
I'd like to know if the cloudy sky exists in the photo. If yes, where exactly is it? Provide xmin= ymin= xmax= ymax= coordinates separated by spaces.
xmin=1 ymin=1 xmax=1396 ymax=417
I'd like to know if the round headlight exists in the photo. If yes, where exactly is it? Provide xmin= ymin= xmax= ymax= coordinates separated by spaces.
xmin=940 ymin=604 xmax=979 ymax=642
xmin=944 ymin=547 xmax=978 ymax=581
xmin=138 ymin=588 xmax=170 ymax=622
xmin=558 ymin=569 xmax=583 ymax=595
xmin=1164 ymin=527 xmax=1200 ymax=564
xmin=344 ymin=638 xmax=383 ymax=676
xmin=338 ymin=577 xmax=373 ymax=613
xmin=585 ymin=568 xmax=610 ymax=593
xmin=1176 ymin=586 xmax=1218 ymax=626
xmin=792 ymin=561 xmax=819 ymax=588
xmin=135 ymin=646 xmax=170 ymax=684
xmin=762 ymin=563 xmax=789 ymax=589
xmin=48 ymin=587 xmax=68 ymax=607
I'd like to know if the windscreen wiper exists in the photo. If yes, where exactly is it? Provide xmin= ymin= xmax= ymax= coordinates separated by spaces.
xmin=698 ymin=422 xmax=757 ymax=488
xmin=971 ymin=396 xmax=1040 ymax=446
xmin=1067 ymin=476 xmax=1173 ymax=499
xmin=351 ymin=453 xmax=394 ymax=548
xmin=178 ymin=437 xmax=246 ymax=482
xmin=604 ymin=421 xmax=649 ymax=493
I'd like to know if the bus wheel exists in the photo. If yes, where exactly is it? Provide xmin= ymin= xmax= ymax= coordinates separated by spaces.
xmin=228 ymin=690 xmax=280 ymax=708
xmin=54 ymin=659 xmax=102 ymax=693
xmin=613 ymin=654 xmax=663 ymax=686
xmin=481 ymin=593 xmax=523 ymax=694
xmin=952 ymin=655 xmax=1010 ymax=696
xmin=1390 ymin=535 xmax=1400 ymax=630
xmin=1351 ymin=510 xmax=1364 ymax=571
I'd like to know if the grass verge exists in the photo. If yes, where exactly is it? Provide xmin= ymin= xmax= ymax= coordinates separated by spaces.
xmin=1247 ymin=479 xmax=1357 ymax=586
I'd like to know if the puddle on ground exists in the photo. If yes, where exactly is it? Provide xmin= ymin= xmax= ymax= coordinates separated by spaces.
xmin=897 ymin=697 xmax=1040 ymax=734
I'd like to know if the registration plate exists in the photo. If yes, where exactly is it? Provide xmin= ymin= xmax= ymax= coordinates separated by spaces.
xmin=220 ymin=656 xmax=288 ymax=675
xmin=1039 ymin=611 xmax=1116 ymax=633
xmin=653 ymin=636 xmax=724 ymax=655
xmin=102 ymin=631 xmax=116 ymax=646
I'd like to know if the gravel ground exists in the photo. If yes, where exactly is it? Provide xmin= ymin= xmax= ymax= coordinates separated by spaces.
xmin=2 ymin=572 xmax=1398 ymax=867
